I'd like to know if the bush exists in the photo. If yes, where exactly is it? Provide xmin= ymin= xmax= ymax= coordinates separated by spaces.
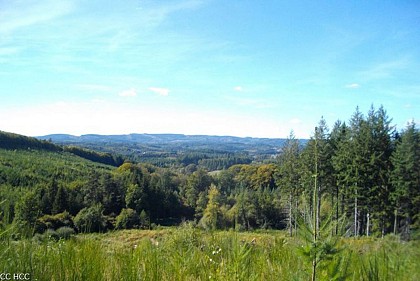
xmin=74 ymin=204 xmax=107 ymax=233
xmin=115 ymin=208 xmax=139 ymax=229
xmin=33 ymin=227 xmax=75 ymax=243
xmin=35 ymin=211 xmax=74 ymax=233
xmin=56 ymin=226 xmax=75 ymax=239
xmin=42 ymin=229 xmax=59 ymax=241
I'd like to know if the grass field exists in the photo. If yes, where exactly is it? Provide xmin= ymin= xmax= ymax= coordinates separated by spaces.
xmin=1 ymin=224 xmax=419 ymax=281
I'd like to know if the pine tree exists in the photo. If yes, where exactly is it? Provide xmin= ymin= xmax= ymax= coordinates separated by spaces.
xmin=390 ymin=121 xmax=420 ymax=237
xmin=332 ymin=107 xmax=366 ymax=236
xmin=52 ymin=185 xmax=68 ymax=215
xmin=299 ymin=119 xmax=331 ymax=234
xmin=332 ymin=106 xmax=395 ymax=236
xmin=330 ymin=120 xmax=348 ymax=235
xmin=277 ymin=130 xmax=301 ymax=236
xmin=365 ymin=105 xmax=394 ymax=236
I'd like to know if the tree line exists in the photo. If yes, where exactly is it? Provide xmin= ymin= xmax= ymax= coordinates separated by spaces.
xmin=279 ymin=105 xmax=420 ymax=239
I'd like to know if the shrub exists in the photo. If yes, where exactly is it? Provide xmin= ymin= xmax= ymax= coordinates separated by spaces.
xmin=74 ymin=204 xmax=107 ymax=233
xmin=44 ymin=229 xmax=59 ymax=241
xmin=115 ymin=208 xmax=139 ymax=229
xmin=35 ymin=211 xmax=74 ymax=233
xmin=56 ymin=226 xmax=75 ymax=239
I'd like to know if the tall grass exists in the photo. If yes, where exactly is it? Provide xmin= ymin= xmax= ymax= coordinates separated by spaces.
xmin=0 ymin=224 xmax=419 ymax=280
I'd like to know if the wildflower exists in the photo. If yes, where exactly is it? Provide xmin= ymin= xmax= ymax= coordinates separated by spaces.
xmin=134 ymin=244 xmax=138 ymax=249
xmin=150 ymin=238 xmax=159 ymax=246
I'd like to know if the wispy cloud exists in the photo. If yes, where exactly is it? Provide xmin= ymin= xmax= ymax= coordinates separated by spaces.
xmin=359 ymin=58 xmax=409 ymax=81
xmin=137 ymin=0 xmax=206 ymax=27
xmin=119 ymin=88 xmax=137 ymax=97
xmin=345 ymin=83 xmax=360 ymax=89
xmin=149 ymin=87 xmax=170 ymax=96
xmin=0 ymin=0 xmax=74 ymax=34
xmin=233 ymin=86 xmax=243 ymax=92
xmin=0 ymin=0 xmax=210 ymax=66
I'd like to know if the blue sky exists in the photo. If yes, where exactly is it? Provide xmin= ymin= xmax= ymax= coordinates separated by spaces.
xmin=0 ymin=0 xmax=419 ymax=138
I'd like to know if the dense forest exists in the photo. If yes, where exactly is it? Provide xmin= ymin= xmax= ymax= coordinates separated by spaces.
xmin=37 ymin=133 xmax=290 ymax=169
xmin=0 ymin=105 xmax=419 ymax=240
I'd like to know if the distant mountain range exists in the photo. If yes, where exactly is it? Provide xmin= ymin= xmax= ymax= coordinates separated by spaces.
xmin=0 ymin=130 xmax=308 ymax=169
xmin=38 ymin=133 xmax=291 ymax=146
xmin=37 ymin=133 xmax=305 ymax=161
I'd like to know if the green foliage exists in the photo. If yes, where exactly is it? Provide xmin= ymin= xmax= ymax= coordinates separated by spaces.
xmin=183 ymin=168 xmax=212 ymax=209
xmin=74 ymin=204 xmax=107 ymax=233
xmin=390 ymin=121 xmax=420 ymax=237
xmin=14 ymin=190 xmax=42 ymax=230
xmin=55 ymin=226 xmax=76 ymax=239
xmin=139 ymin=209 xmax=150 ymax=229
xmin=52 ymin=186 xmax=68 ymax=214
xmin=64 ymin=145 xmax=124 ymax=167
xmin=35 ymin=211 xmax=74 ymax=233
xmin=115 ymin=208 xmax=139 ymax=229
xmin=0 ymin=130 xmax=61 ymax=151
xmin=297 ymin=212 xmax=347 ymax=280
xmin=200 ymin=184 xmax=222 ymax=230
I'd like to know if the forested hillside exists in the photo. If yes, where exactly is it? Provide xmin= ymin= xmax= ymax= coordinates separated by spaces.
xmin=1 ymin=105 xmax=419 ymax=240
xmin=0 ymin=131 xmax=124 ymax=167
xmin=37 ymin=133 xmax=292 ymax=169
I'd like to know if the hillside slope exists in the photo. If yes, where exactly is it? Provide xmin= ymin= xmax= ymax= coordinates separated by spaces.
xmin=0 ymin=131 xmax=124 ymax=167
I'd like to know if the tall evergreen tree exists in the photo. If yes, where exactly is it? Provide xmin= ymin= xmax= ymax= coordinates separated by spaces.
xmin=329 ymin=120 xmax=348 ymax=234
xmin=299 ymin=118 xmax=331 ymax=232
xmin=365 ymin=105 xmax=394 ymax=236
xmin=277 ymin=130 xmax=301 ymax=236
xmin=52 ymin=185 xmax=68 ymax=215
xmin=390 ymin=121 xmax=420 ymax=237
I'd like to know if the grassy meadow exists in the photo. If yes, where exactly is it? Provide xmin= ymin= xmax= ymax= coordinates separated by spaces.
xmin=1 ymin=224 xmax=419 ymax=281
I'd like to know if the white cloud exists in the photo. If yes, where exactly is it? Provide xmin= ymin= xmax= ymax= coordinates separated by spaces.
xmin=234 ymin=86 xmax=243 ymax=92
xmin=118 ymin=88 xmax=137 ymax=97
xmin=345 ymin=83 xmax=360 ymax=89
xmin=149 ymin=87 xmax=169 ymax=96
